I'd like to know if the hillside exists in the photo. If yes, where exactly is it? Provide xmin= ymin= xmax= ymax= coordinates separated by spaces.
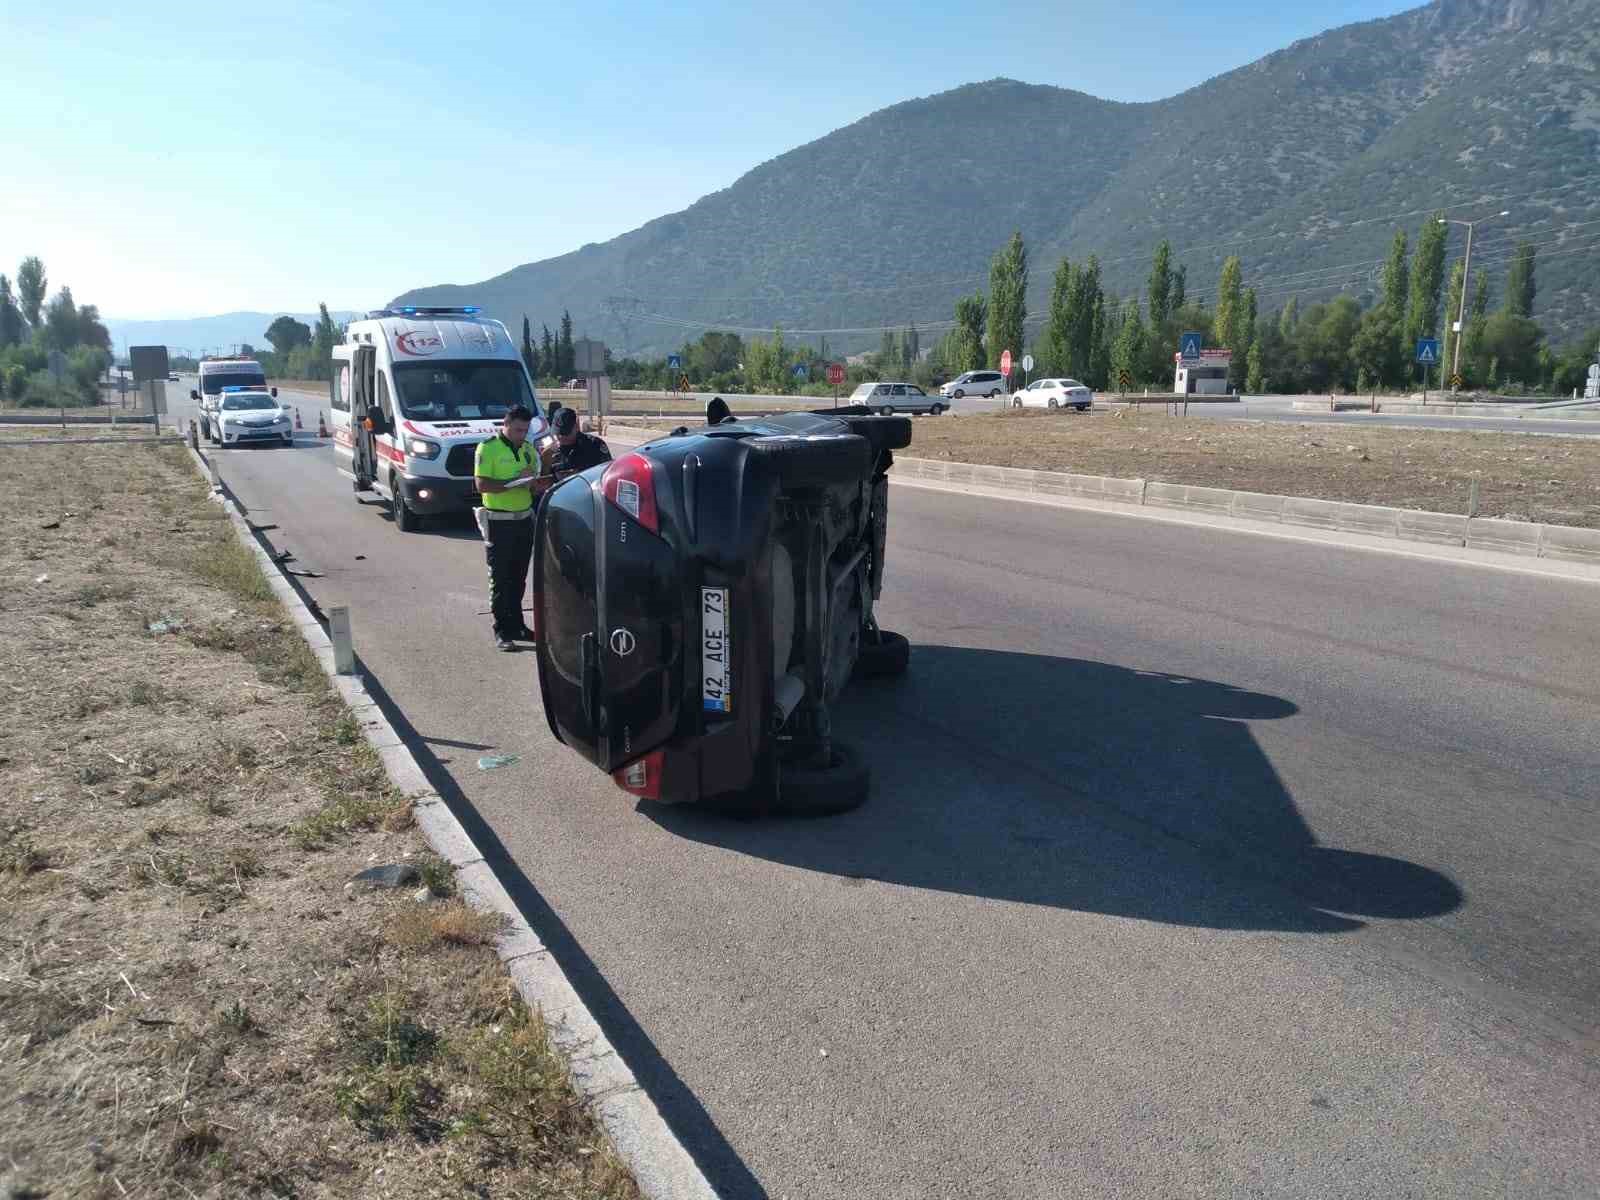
xmin=102 ymin=311 xmax=362 ymax=357
xmin=395 ymin=0 xmax=1600 ymax=353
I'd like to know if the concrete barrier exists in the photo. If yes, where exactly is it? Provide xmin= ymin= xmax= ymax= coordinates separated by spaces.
xmin=1396 ymin=509 xmax=1469 ymax=546
xmin=1465 ymin=517 xmax=1543 ymax=557
xmin=1536 ymin=525 xmax=1600 ymax=565
xmin=1143 ymin=481 xmax=1236 ymax=516
xmin=1229 ymin=490 xmax=1287 ymax=523
xmin=1279 ymin=496 xmax=1347 ymax=531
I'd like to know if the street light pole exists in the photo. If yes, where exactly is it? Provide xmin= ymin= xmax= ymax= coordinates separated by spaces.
xmin=1439 ymin=210 xmax=1509 ymax=389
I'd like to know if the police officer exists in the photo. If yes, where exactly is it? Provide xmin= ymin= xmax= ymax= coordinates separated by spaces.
xmin=546 ymin=406 xmax=611 ymax=477
xmin=474 ymin=405 xmax=540 ymax=651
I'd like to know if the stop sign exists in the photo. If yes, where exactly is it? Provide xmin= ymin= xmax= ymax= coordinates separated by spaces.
xmin=1000 ymin=350 xmax=1013 ymax=376
xmin=826 ymin=362 xmax=845 ymax=386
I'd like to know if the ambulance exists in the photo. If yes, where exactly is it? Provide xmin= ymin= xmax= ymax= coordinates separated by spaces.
xmin=328 ymin=307 xmax=548 ymax=532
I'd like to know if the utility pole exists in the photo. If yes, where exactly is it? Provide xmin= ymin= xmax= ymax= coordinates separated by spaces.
xmin=1439 ymin=210 xmax=1509 ymax=389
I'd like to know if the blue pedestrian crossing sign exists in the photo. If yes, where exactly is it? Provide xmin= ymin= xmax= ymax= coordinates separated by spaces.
xmin=666 ymin=353 xmax=682 ymax=370
xmin=1180 ymin=332 xmax=1203 ymax=360
xmin=1415 ymin=338 xmax=1440 ymax=365
xmin=792 ymin=363 xmax=808 ymax=379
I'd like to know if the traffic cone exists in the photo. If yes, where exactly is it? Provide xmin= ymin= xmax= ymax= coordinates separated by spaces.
xmin=317 ymin=411 xmax=330 ymax=438
xmin=295 ymin=407 xmax=303 ymax=430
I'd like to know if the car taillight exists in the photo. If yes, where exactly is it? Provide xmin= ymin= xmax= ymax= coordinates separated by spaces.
xmin=613 ymin=749 xmax=665 ymax=799
xmin=601 ymin=453 xmax=658 ymax=533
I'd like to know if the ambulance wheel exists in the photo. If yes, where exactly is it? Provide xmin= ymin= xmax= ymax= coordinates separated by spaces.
xmin=393 ymin=486 xmax=420 ymax=532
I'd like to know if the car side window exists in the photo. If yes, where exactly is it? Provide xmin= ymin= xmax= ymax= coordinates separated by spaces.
xmin=377 ymin=371 xmax=393 ymax=420
xmin=890 ymin=385 xmax=906 ymax=396
xmin=908 ymin=386 xmax=925 ymax=396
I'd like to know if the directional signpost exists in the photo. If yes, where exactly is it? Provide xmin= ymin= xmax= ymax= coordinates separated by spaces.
xmin=1416 ymin=337 xmax=1441 ymax=403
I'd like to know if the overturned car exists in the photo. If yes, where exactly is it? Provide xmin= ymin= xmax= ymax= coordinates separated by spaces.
xmin=532 ymin=407 xmax=912 ymax=814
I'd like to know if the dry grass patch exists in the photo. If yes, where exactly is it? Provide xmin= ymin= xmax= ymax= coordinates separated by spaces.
xmin=0 ymin=440 xmax=639 ymax=1200
xmin=906 ymin=408 xmax=1600 ymax=527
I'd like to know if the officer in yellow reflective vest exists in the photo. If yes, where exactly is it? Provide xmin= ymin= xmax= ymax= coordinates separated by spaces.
xmin=474 ymin=405 xmax=540 ymax=651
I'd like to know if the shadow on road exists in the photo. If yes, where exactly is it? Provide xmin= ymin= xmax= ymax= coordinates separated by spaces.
xmin=646 ymin=646 xmax=1463 ymax=933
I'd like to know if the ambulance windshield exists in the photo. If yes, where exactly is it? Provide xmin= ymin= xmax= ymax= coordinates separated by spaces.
xmin=391 ymin=361 xmax=536 ymax=422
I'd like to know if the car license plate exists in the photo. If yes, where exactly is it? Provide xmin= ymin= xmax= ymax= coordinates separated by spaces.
xmin=701 ymin=587 xmax=731 ymax=714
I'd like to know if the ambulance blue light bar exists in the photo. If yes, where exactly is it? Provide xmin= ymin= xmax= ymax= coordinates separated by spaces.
xmin=366 ymin=305 xmax=481 ymax=318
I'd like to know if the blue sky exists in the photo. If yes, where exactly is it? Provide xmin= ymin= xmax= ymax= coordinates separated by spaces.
xmin=1 ymin=0 xmax=1418 ymax=319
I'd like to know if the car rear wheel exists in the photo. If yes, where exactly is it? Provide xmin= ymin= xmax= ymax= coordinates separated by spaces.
xmin=778 ymin=741 xmax=869 ymax=815
xmin=988 ymin=389 xmax=1001 ymax=398
xmin=1075 ymin=403 xmax=1090 ymax=412
xmin=854 ymin=629 xmax=909 ymax=679
xmin=747 ymin=433 xmax=871 ymax=489
xmin=929 ymin=403 xmax=944 ymax=415
xmin=836 ymin=415 xmax=912 ymax=452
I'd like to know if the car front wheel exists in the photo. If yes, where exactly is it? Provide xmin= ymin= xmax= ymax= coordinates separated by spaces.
xmin=879 ymin=406 xmax=894 ymax=416
xmin=1012 ymin=397 xmax=1022 ymax=408
xmin=953 ymin=389 xmax=965 ymax=399
xmin=988 ymin=389 xmax=1001 ymax=398
xmin=393 ymin=483 xmax=420 ymax=532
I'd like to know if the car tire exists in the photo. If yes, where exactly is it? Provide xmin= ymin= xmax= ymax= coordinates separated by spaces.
xmin=1012 ymin=397 xmax=1022 ymax=409
xmin=393 ymin=484 xmax=420 ymax=532
xmin=747 ymin=433 xmax=871 ymax=489
xmin=929 ymin=403 xmax=944 ymax=416
xmin=878 ymin=405 xmax=894 ymax=416
xmin=1076 ymin=403 xmax=1090 ymax=412
xmin=837 ymin=415 xmax=913 ymax=453
xmin=853 ymin=629 xmax=910 ymax=679
xmin=953 ymin=389 xmax=965 ymax=399
xmin=777 ymin=741 xmax=869 ymax=816
xmin=988 ymin=389 xmax=1001 ymax=398
xmin=1048 ymin=398 xmax=1059 ymax=409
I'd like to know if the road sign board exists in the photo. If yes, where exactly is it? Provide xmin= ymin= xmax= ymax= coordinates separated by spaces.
xmin=666 ymin=353 xmax=682 ymax=370
xmin=1000 ymin=350 xmax=1013 ymax=376
xmin=792 ymin=363 xmax=808 ymax=379
xmin=1180 ymin=332 xmax=1203 ymax=360
xmin=130 ymin=345 xmax=169 ymax=384
xmin=1415 ymin=338 xmax=1440 ymax=365
xmin=1022 ymin=354 xmax=1034 ymax=373
xmin=1118 ymin=369 xmax=1132 ymax=390
xmin=1450 ymin=373 xmax=1464 ymax=390
xmin=1587 ymin=363 xmax=1599 ymax=380
xmin=678 ymin=374 xmax=691 ymax=392
xmin=826 ymin=363 xmax=845 ymax=386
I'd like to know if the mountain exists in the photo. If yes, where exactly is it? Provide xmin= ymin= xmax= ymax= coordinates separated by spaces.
xmin=102 ymin=311 xmax=362 ymax=357
xmin=395 ymin=0 xmax=1600 ymax=354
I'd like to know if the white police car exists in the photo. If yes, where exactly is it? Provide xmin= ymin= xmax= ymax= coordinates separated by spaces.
xmin=211 ymin=387 xmax=294 ymax=448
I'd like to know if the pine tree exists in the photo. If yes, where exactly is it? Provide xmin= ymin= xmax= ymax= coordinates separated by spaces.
xmin=1147 ymin=241 xmax=1174 ymax=329
xmin=1212 ymin=257 xmax=1244 ymax=353
xmin=520 ymin=314 xmax=539 ymax=377
xmin=1246 ymin=341 xmax=1264 ymax=393
xmin=540 ymin=325 xmax=555 ymax=376
xmin=986 ymin=231 xmax=1028 ymax=372
xmin=1441 ymin=260 xmax=1466 ymax=379
xmin=1110 ymin=301 xmax=1146 ymax=391
xmin=0 ymin=275 xmax=22 ymax=349
xmin=1040 ymin=259 xmax=1073 ymax=374
xmin=954 ymin=293 xmax=987 ymax=372
xmin=1405 ymin=214 xmax=1448 ymax=345
xmin=1278 ymin=296 xmax=1299 ymax=339
xmin=1503 ymin=242 xmax=1537 ymax=318
xmin=1381 ymin=230 xmax=1409 ymax=318
xmin=1067 ymin=256 xmax=1102 ymax=378
xmin=1171 ymin=264 xmax=1186 ymax=311
xmin=559 ymin=311 xmax=574 ymax=376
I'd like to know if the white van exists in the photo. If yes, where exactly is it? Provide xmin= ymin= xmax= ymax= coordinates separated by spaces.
xmin=329 ymin=307 xmax=546 ymax=532
xmin=192 ymin=357 xmax=271 ymax=440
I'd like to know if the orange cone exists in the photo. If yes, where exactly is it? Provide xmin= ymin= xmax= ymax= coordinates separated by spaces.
xmin=295 ymin=407 xmax=304 ymax=430
xmin=317 ymin=411 xmax=330 ymax=438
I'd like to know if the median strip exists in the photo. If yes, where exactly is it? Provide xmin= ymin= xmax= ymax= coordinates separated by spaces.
xmin=0 ymin=437 xmax=666 ymax=1199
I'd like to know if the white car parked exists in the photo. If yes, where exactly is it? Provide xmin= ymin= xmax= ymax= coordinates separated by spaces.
xmin=210 ymin=388 xmax=294 ymax=448
xmin=1013 ymin=378 xmax=1092 ymax=411
xmin=939 ymin=370 xmax=1007 ymax=399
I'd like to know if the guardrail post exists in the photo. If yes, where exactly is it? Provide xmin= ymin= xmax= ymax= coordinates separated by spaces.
xmin=328 ymin=605 xmax=355 ymax=675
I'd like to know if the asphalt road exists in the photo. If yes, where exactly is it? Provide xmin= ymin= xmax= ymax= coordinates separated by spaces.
xmin=171 ymin=384 xmax=1600 ymax=1198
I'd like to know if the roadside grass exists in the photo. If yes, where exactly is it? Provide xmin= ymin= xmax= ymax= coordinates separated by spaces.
xmin=904 ymin=408 xmax=1600 ymax=528
xmin=0 ymin=440 xmax=640 ymax=1200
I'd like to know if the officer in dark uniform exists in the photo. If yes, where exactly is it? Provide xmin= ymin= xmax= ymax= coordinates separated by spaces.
xmin=546 ymin=406 xmax=611 ymax=477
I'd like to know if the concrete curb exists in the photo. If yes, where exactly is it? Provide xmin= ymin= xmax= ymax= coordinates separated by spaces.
xmin=886 ymin=454 xmax=1600 ymax=571
xmin=603 ymin=427 xmax=1600 ymax=583
xmin=180 ymin=437 xmax=721 ymax=1200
